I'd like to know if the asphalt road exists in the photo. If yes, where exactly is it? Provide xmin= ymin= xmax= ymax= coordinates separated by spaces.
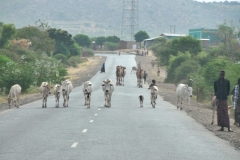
xmin=0 ymin=54 xmax=240 ymax=160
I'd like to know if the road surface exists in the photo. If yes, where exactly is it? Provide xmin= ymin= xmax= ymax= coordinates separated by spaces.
xmin=0 ymin=54 xmax=239 ymax=160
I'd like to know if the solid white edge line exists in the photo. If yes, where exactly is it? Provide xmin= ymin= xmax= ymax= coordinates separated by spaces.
xmin=82 ymin=129 xmax=88 ymax=133
xmin=71 ymin=142 xmax=78 ymax=148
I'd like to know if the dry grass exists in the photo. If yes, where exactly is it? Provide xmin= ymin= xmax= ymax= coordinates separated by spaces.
xmin=66 ymin=56 xmax=103 ymax=81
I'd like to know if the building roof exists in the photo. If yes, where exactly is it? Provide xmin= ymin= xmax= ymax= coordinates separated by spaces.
xmin=160 ymin=33 xmax=187 ymax=37
xmin=143 ymin=36 xmax=162 ymax=41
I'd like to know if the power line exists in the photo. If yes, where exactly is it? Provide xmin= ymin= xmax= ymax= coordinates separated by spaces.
xmin=121 ymin=0 xmax=139 ymax=41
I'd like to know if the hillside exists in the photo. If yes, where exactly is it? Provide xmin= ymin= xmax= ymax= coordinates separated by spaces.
xmin=0 ymin=0 xmax=239 ymax=39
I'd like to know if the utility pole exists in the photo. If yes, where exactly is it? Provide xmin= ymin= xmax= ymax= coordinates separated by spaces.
xmin=121 ymin=0 xmax=139 ymax=41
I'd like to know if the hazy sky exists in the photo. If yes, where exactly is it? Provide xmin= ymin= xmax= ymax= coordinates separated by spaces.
xmin=194 ymin=0 xmax=240 ymax=2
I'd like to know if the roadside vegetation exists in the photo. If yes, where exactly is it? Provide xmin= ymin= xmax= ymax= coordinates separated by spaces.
xmin=150 ymin=23 xmax=240 ymax=103
xmin=0 ymin=20 xmax=95 ymax=96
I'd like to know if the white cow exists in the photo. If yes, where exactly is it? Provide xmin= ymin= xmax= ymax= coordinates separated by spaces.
xmin=53 ymin=84 xmax=61 ymax=108
xmin=61 ymin=80 xmax=73 ymax=107
xmin=149 ymin=86 xmax=158 ymax=108
xmin=7 ymin=84 xmax=22 ymax=108
xmin=40 ymin=82 xmax=51 ymax=108
xmin=102 ymin=79 xmax=114 ymax=107
xmin=82 ymin=81 xmax=93 ymax=108
xmin=176 ymin=84 xmax=193 ymax=110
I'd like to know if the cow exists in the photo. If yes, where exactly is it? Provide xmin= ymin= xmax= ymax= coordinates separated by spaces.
xmin=61 ymin=80 xmax=73 ymax=107
xmin=136 ymin=68 xmax=144 ymax=88
xmin=40 ymin=82 xmax=51 ymax=108
xmin=82 ymin=81 xmax=93 ymax=107
xmin=102 ymin=79 xmax=114 ymax=107
xmin=116 ymin=66 xmax=122 ymax=86
xmin=139 ymin=95 xmax=144 ymax=108
xmin=211 ymin=95 xmax=233 ymax=125
xmin=7 ymin=84 xmax=22 ymax=108
xmin=149 ymin=86 xmax=158 ymax=108
xmin=85 ymin=93 xmax=91 ymax=109
xmin=53 ymin=84 xmax=61 ymax=108
xmin=120 ymin=66 xmax=126 ymax=86
xmin=176 ymin=84 xmax=193 ymax=110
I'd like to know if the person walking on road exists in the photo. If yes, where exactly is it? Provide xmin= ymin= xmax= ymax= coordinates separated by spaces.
xmin=214 ymin=70 xmax=232 ymax=132
xmin=137 ymin=62 xmax=141 ymax=69
xmin=157 ymin=66 xmax=160 ymax=76
xmin=100 ymin=63 xmax=105 ymax=73
xmin=143 ymin=71 xmax=148 ymax=84
xmin=231 ymin=78 xmax=240 ymax=126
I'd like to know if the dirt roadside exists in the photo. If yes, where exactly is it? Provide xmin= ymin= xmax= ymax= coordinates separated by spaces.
xmin=0 ymin=56 xmax=106 ymax=112
xmin=136 ymin=50 xmax=240 ymax=150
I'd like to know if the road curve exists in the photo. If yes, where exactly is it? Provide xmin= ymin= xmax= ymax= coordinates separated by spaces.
xmin=0 ymin=54 xmax=239 ymax=160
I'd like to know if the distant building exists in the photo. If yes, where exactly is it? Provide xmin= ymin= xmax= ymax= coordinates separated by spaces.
xmin=189 ymin=28 xmax=220 ymax=46
xmin=160 ymin=33 xmax=187 ymax=39
xmin=143 ymin=36 xmax=162 ymax=48
xmin=143 ymin=33 xmax=187 ymax=48
xmin=119 ymin=40 xmax=140 ymax=50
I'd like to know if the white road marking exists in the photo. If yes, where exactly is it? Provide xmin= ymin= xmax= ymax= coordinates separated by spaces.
xmin=98 ymin=109 xmax=101 ymax=110
xmin=101 ymin=105 xmax=103 ymax=107
xmin=94 ymin=114 xmax=98 ymax=116
xmin=14 ymin=118 xmax=19 ymax=120
xmin=71 ymin=142 xmax=78 ymax=148
xmin=90 ymin=120 xmax=94 ymax=123
xmin=0 ymin=109 xmax=14 ymax=115
xmin=82 ymin=129 xmax=88 ymax=133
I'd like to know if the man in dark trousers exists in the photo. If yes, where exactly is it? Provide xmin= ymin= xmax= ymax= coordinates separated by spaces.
xmin=214 ymin=70 xmax=232 ymax=132
xmin=143 ymin=71 xmax=147 ymax=84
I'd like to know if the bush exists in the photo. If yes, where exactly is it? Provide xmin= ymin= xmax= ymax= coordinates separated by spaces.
xmin=68 ymin=56 xmax=81 ymax=67
xmin=0 ymin=49 xmax=20 ymax=62
xmin=105 ymin=42 xmax=119 ymax=51
xmin=165 ymin=52 xmax=191 ymax=83
xmin=82 ymin=48 xmax=94 ymax=57
xmin=55 ymin=41 xmax=70 ymax=57
xmin=69 ymin=42 xmax=82 ymax=56
xmin=174 ymin=60 xmax=200 ymax=84
xmin=53 ymin=54 xmax=68 ymax=64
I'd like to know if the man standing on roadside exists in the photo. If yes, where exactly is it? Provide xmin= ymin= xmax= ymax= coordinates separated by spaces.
xmin=214 ymin=70 xmax=232 ymax=132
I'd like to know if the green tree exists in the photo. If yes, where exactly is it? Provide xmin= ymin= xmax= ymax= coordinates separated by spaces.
xmin=106 ymin=36 xmax=120 ymax=43
xmin=73 ymin=34 xmax=92 ymax=48
xmin=170 ymin=36 xmax=201 ymax=55
xmin=47 ymin=28 xmax=74 ymax=47
xmin=0 ymin=24 xmax=16 ymax=48
xmin=134 ymin=30 xmax=149 ymax=45
xmin=95 ymin=36 xmax=106 ymax=49
xmin=215 ymin=24 xmax=235 ymax=45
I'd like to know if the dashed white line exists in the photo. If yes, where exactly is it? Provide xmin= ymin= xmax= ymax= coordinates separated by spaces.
xmin=89 ymin=120 xmax=94 ymax=123
xmin=98 ymin=109 xmax=101 ymax=110
xmin=94 ymin=114 xmax=98 ymax=116
xmin=82 ymin=129 xmax=88 ymax=133
xmin=71 ymin=142 xmax=78 ymax=148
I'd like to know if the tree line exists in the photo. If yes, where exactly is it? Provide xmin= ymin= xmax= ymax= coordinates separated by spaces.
xmin=150 ymin=23 xmax=240 ymax=102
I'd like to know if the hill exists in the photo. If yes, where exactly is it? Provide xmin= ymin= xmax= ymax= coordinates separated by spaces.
xmin=0 ymin=0 xmax=239 ymax=39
